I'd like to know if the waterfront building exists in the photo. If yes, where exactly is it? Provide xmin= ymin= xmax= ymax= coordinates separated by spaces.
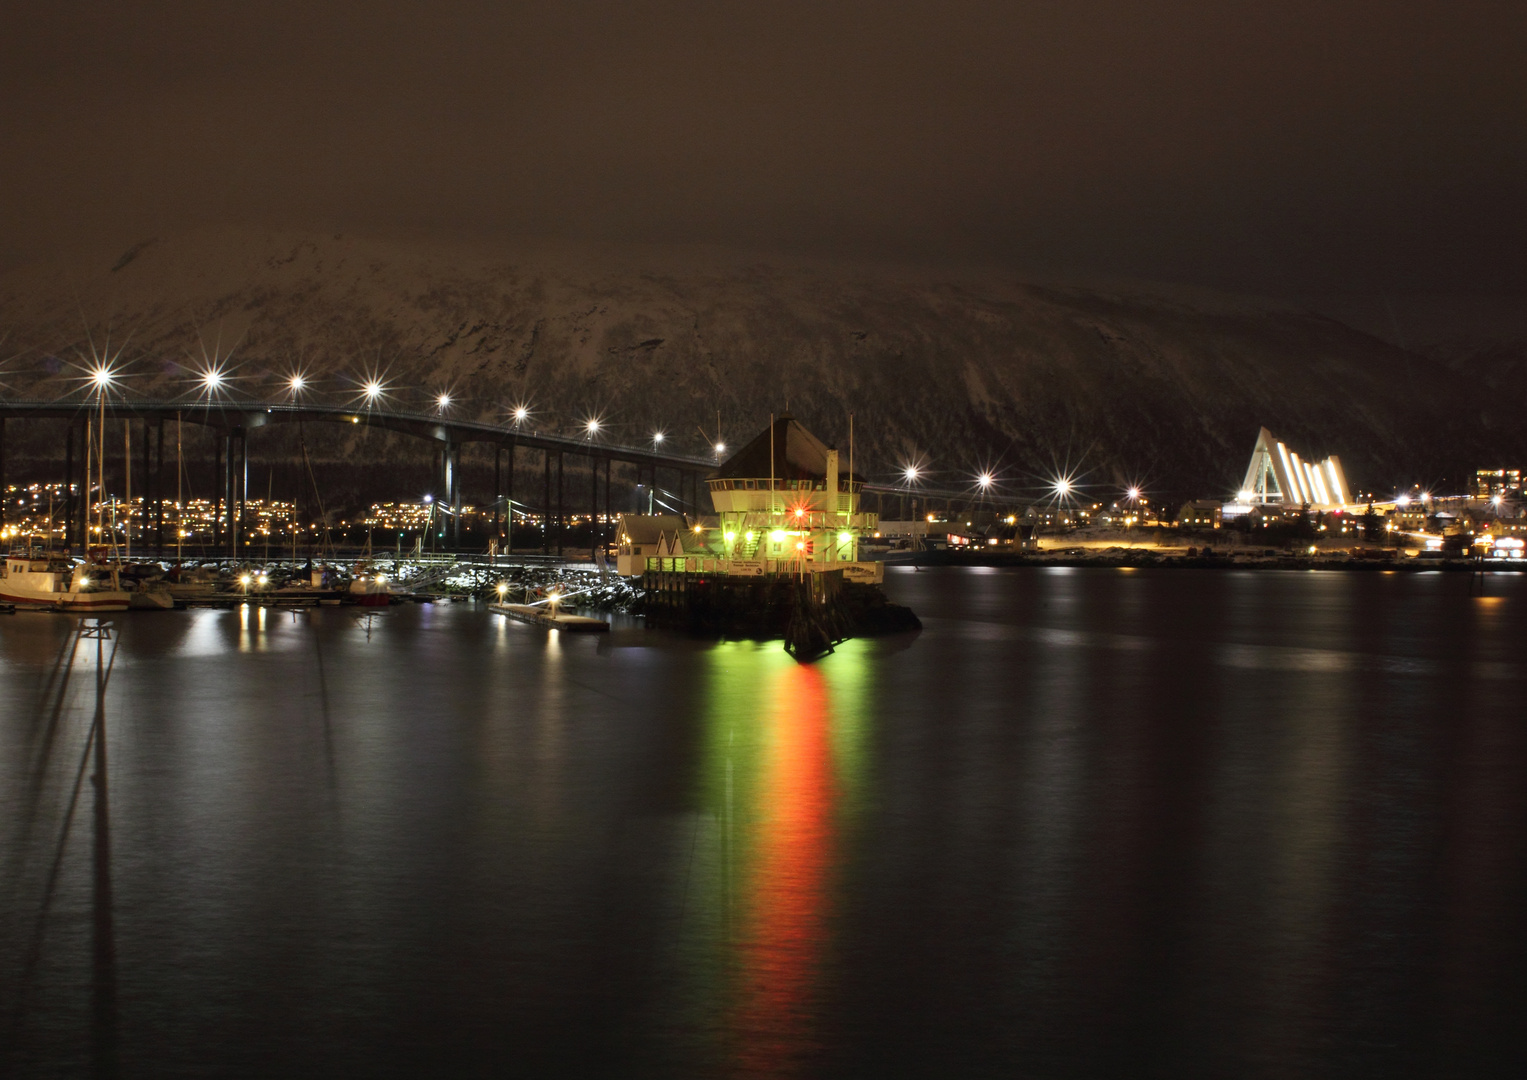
xmin=613 ymin=515 xmax=695 ymax=574
xmin=615 ymin=415 xmax=883 ymax=582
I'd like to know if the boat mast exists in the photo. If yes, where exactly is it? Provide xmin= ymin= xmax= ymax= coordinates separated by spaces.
xmin=84 ymin=416 xmax=92 ymax=557
xmin=124 ymin=421 xmax=131 ymax=561
xmin=176 ymin=415 xmax=183 ymax=564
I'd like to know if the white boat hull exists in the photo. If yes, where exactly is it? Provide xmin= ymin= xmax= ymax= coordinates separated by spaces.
xmin=0 ymin=585 xmax=132 ymax=612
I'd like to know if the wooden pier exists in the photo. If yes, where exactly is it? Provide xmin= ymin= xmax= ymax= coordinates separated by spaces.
xmin=488 ymin=602 xmax=610 ymax=632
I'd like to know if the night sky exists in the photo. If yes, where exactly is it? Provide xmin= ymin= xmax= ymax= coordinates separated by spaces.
xmin=4 ymin=3 xmax=1524 ymax=319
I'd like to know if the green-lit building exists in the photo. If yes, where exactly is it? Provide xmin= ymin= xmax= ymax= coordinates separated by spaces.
xmin=616 ymin=415 xmax=882 ymax=582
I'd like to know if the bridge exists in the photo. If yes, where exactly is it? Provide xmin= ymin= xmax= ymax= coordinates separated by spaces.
xmin=0 ymin=396 xmax=1030 ymax=558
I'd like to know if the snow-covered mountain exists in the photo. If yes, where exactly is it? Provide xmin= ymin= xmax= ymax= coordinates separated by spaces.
xmin=1 ymin=228 xmax=1512 ymax=502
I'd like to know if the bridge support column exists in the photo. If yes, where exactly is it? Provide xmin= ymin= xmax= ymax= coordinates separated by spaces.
xmin=0 ymin=416 xmax=6 ymax=533
xmin=213 ymin=436 xmax=223 ymax=552
xmin=542 ymin=450 xmax=551 ymax=555
xmin=445 ymin=440 xmax=460 ymax=550
xmin=555 ymin=450 xmax=564 ymax=558
xmin=590 ymin=453 xmax=598 ymax=561
xmin=491 ymin=446 xmax=500 ymax=558
xmin=239 ymin=427 xmax=248 ymax=558
xmin=505 ymin=440 xmax=515 ymax=557
xmin=226 ymin=428 xmax=245 ymax=560
xmin=603 ymin=456 xmax=611 ymax=549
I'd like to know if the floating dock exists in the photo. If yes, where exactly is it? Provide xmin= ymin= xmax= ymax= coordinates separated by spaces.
xmin=488 ymin=602 xmax=610 ymax=632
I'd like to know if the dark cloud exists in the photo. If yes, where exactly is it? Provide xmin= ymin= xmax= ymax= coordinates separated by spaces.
xmin=3 ymin=1 xmax=1524 ymax=299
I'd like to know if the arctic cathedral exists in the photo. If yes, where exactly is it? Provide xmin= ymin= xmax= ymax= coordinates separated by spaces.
xmin=1236 ymin=427 xmax=1351 ymax=511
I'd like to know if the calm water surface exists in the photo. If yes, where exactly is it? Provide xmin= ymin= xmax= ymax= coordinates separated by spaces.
xmin=2 ymin=567 xmax=1525 ymax=1078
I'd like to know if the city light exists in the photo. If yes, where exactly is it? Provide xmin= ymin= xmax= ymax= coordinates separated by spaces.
xmin=364 ymin=381 xmax=383 ymax=402
xmin=976 ymin=472 xmax=994 ymax=490
xmin=436 ymin=392 xmax=452 ymax=412
xmin=287 ymin=373 xmax=307 ymax=396
xmin=715 ymin=442 xmax=726 ymax=455
xmin=903 ymin=465 xmax=920 ymax=483
xmin=1128 ymin=486 xmax=1142 ymax=500
xmin=652 ymin=431 xmax=665 ymax=446
xmin=510 ymin=403 xmax=531 ymax=426
xmin=1054 ymin=478 xmax=1072 ymax=497
xmin=586 ymin=418 xmax=601 ymax=436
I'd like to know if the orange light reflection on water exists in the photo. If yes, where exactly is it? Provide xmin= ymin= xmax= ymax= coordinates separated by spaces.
xmin=731 ymin=662 xmax=834 ymax=1075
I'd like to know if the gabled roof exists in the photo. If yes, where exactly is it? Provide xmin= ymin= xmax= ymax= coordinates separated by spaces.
xmin=616 ymin=514 xmax=688 ymax=545
xmin=712 ymin=414 xmax=860 ymax=482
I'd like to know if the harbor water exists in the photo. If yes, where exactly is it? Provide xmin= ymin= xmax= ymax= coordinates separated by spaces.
xmin=2 ymin=567 xmax=1524 ymax=1077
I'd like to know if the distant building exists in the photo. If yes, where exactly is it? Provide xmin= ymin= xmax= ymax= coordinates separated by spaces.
xmin=1237 ymin=427 xmax=1351 ymax=510
xmin=1474 ymin=468 xmax=1524 ymax=499
xmin=1177 ymin=500 xmax=1223 ymax=530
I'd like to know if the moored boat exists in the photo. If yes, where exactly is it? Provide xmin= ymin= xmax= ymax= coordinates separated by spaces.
xmin=348 ymin=562 xmax=398 ymax=606
xmin=0 ymin=554 xmax=132 ymax=612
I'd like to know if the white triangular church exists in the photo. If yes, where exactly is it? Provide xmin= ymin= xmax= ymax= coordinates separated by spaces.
xmin=1239 ymin=427 xmax=1350 ymax=510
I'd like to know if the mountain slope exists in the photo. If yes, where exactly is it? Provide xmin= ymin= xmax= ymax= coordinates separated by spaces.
xmin=0 ymin=228 xmax=1510 ymax=500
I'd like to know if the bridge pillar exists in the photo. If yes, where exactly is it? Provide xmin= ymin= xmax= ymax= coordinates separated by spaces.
xmin=555 ymin=450 xmax=564 ymax=557
xmin=0 ymin=416 xmax=6 ymax=533
xmin=239 ymin=426 xmax=248 ymax=558
xmin=444 ymin=440 xmax=460 ymax=549
xmin=213 ymin=435 xmax=223 ymax=551
xmin=505 ymin=439 xmax=515 ymax=557
xmin=226 ymin=428 xmax=246 ymax=560
xmin=590 ymin=452 xmax=598 ymax=561
xmin=542 ymin=450 xmax=551 ymax=555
